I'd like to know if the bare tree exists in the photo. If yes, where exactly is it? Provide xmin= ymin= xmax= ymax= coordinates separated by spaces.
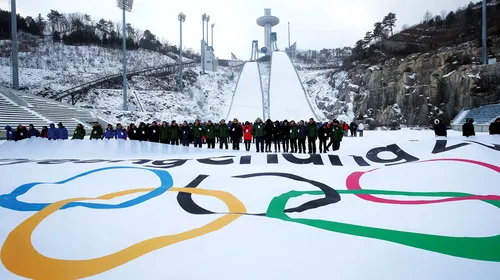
xmin=440 ymin=10 xmax=447 ymax=20
xmin=423 ymin=10 xmax=433 ymax=23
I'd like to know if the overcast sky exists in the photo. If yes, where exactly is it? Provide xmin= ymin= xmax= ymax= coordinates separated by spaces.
xmin=0 ymin=0 xmax=475 ymax=59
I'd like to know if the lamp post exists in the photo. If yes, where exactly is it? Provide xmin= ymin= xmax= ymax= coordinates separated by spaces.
xmin=116 ymin=0 xmax=134 ymax=111
xmin=482 ymin=0 xmax=487 ymax=64
xmin=206 ymin=15 xmax=210 ymax=48
xmin=178 ymin=13 xmax=186 ymax=91
xmin=11 ymin=0 xmax=19 ymax=90
xmin=201 ymin=13 xmax=207 ymax=74
xmin=211 ymin=23 xmax=215 ymax=48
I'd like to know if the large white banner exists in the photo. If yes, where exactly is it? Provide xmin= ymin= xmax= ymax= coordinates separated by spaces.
xmin=0 ymin=135 xmax=499 ymax=279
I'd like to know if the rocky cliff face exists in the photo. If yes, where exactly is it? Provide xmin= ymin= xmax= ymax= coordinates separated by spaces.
xmin=341 ymin=39 xmax=500 ymax=128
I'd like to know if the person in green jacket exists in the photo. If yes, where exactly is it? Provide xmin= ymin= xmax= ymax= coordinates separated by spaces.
xmin=159 ymin=121 xmax=170 ymax=144
xmin=205 ymin=120 xmax=216 ymax=149
xmin=327 ymin=120 xmax=344 ymax=151
xmin=192 ymin=120 xmax=205 ymax=148
xmin=252 ymin=118 xmax=265 ymax=153
xmin=289 ymin=120 xmax=298 ymax=153
xmin=89 ymin=123 xmax=103 ymax=140
xmin=307 ymin=118 xmax=318 ymax=154
xmin=170 ymin=121 xmax=180 ymax=145
xmin=72 ymin=123 xmax=86 ymax=140
xmin=217 ymin=119 xmax=229 ymax=149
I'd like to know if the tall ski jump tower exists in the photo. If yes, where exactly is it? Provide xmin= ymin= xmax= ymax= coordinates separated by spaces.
xmin=256 ymin=9 xmax=279 ymax=56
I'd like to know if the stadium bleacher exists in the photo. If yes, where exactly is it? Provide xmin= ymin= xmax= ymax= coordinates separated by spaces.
xmin=0 ymin=87 xmax=96 ymax=139
xmin=451 ymin=104 xmax=500 ymax=132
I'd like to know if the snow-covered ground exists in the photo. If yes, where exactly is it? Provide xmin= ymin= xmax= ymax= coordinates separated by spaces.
xmin=226 ymin=62 xmax=264 ymax=122
xmin=0 ymin=131 xmax=499 ymax=279
xmin=0 ymin=43 xmax=181 ymax=94
xmin=82 ymin=66 xmax=240 ymax=125
xmin=269 ymin=52 xmax=316 ymax=121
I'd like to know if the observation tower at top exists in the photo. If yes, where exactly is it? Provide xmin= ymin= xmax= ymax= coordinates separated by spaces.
xmin=256 ymin=9 xmax=279 ymax=56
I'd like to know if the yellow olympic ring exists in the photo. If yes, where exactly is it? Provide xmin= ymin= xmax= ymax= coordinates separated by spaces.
xmin=1 ymin=187 xmax=246 ymax=279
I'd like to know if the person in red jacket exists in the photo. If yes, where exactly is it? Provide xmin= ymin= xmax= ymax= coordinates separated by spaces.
xmin=243 ymin=121 xmax=253 ymax=151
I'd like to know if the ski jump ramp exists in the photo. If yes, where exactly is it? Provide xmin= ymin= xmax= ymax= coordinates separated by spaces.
xmin=226 ymin=62 xmax=265 ymax=122
xmin=269 ymin=51 xmax=317 ymax=121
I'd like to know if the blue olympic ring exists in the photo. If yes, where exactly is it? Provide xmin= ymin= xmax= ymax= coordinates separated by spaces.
xmin=0 ymin=166 xmax=173 ymax=212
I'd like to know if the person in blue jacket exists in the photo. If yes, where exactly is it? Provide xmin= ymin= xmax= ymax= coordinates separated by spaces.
xmin=47 ymin=123 xmax=59 ymax=140
xmin=27 ymin=124 xmax=40 ymax=138
xmin=115 ymin=123 xmax=128 ymax=140
xmin=57 ymin=122 xmax=68 ymax=140
xmin=5 ymin=126 xmax=15 ymax=141
xmin=102 ymin=124 xmax=115 ymax=139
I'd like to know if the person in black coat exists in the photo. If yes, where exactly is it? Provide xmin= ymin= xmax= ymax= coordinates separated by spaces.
xmin=272 ymin=120 xmax=282 ymax=153
xmin=148 ymin=121 xmax=160 ymax=142
xmin=349 ymin=122 xmax=358 ymax=137
xmin=264 ymin=119 xmax=273 ymax=153
xmin=318 ymin=123 xmax=329 ymax=153
xmin=128 ymin=123 xmax=138 ymax=140
xmin=229 ymin=118 xmax=243 ymax=150
xmin=490 ymin=118 xmax=500 ymax=135
xmin=137 ymin=122 xmax=149 ymax=141
xmin=433 ymin=119 xmax=447 ymax=137
xmin=281 ymin=120 xmax=290 ymax=153
xmin=462 ymin=118 xmax=475 ymax=137
xmin=14 ymin=124 xmax=28 ymax=141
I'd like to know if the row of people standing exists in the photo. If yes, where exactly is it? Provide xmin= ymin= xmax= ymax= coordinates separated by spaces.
xmin=4 ymin=122 xmax=68 ymax=141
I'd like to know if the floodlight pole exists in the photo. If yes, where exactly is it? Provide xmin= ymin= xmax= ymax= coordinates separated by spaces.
xmin=11 ymin=0 xmax=19 ymax=90
xmin=211 ymin=23 xmax=214 ymax=48
xmin=206 ymin=16 xmax=210 ymax=48
xmin=202 ymin=14 xmax=206 ymax=74
xmin=179 ymin=13 xmax=185 ymax=91
xmin=482 ymin=0 xmax=487 ymax=64
xmin=122 ymin=1 xmax=128 ymax=110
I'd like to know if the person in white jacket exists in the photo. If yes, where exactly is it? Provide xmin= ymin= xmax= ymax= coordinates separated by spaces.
xmin=358 ymin=123 xmax=365 ymax=137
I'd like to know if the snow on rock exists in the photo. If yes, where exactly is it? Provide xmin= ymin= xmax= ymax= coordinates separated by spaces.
xmin=298 ymin=68 xmax=354 ymax=122
xmin=442 ymin=70 xmax=456 ymax=78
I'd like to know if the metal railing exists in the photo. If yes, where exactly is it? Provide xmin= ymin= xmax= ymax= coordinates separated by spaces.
xmin=50 ymin=60 xmax=199 ymax=104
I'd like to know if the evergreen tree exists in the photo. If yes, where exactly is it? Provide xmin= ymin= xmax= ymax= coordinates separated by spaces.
xmin=382 ymin=13 xmax=397 ymax=36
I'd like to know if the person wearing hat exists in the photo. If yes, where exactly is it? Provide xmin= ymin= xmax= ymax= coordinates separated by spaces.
xmin=217 ymin=119 xmax=229 ymax=149
xmin=27 ymin=124 xmax=40 ymax=138
xmin=137 ymin=122 xmax=148 ymax=141
xmin=327 ymin=120 xmax=344 ymax=151
xmin=230 ymin=118 xmax=243 ymax=150
xmin=433 ymin=119 xmax=447 ymax=137
xmin=462 ymin=118 xmax=475 ymax=137
xmin=72 ymin=124 xmax=86 ymax=140
xmin=47 ymin=123 xmax=59 ymax=140
xmin=58 ymin=122 xmax=68 ymax=140
xmin=264 ymin=119 xmax=273 ymax=152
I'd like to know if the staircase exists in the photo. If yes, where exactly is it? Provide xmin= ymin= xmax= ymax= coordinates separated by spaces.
xmin=0 ymin=93 xmax=48 ymax=130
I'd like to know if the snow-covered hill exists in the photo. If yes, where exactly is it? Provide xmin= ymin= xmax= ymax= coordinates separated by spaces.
xmin=81 ymin=66 xmax=241 ymax=125
xmin=0 ymin=43 xmax=180 ymax=94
